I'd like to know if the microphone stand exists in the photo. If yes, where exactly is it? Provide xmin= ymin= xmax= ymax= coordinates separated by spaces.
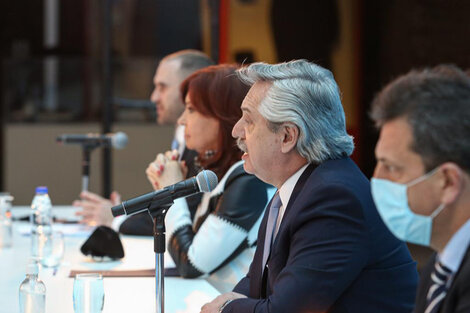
xmin=150 ymin=204 xmax=171 ymax=313
xmin=81 ymin=143 xmax=101 ymax=192
xmin=81 ymin=145 xmax=93 ymax=192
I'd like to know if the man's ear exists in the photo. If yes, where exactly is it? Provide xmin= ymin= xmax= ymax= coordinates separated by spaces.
xmin=439 ymin=163 xmax=464 ymax=205
xmin=280 ymin=123 xmax=299 ymax=154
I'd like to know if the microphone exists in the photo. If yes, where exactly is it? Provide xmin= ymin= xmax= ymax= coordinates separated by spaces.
xmin=111 ymin=170 xmax=218 ymax=217
xmin=56 ymin=132 xmax=128 ymax=149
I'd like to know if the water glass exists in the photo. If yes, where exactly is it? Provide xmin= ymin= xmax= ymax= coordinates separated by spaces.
xmin=0 ymin=218 xmax=12 ymax=248
xmin=40 ymin=231 xmax=65 ymax=268
xmin=73 ymin=273 xmax=105 ymax=313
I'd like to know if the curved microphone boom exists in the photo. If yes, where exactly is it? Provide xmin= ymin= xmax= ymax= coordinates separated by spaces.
xmin=56 ymin=132 xmax=128 ymax=149
xmin=111 ymin=170 xmax=218 ymax=217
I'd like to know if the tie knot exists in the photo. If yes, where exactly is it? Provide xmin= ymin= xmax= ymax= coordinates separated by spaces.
xmin=431 ymin=261 xmax=453 ymax=285
xmin=270 ymin=192 xmax=282 ymax=210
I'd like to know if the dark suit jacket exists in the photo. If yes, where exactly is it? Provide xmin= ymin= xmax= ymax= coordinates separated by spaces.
xmin=119 ymin=147 xmax=201 ymax=236
xmin=414 ymin=247 xmax=470 ymax=313
xmin=226 ymin=157 xmax=418 ymax=313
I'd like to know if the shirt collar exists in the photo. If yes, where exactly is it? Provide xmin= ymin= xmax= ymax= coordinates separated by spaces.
xmin=438 ymin=218 xmax=470 ymax=273
xmin=278 ymin=163 xmax=309 ymax=209
xmin=174 ymin=125 xmax=186 ymax=156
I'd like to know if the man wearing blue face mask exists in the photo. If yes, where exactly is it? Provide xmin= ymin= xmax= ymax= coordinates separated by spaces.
xmin=370 ymin=64 xmax=470 ymax=313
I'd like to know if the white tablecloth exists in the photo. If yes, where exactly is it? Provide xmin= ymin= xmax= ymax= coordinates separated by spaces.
xmin=0 ymin=206 xmax=220 ymax=313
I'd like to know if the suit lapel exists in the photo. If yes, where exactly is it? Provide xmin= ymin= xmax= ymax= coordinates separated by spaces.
xmin=254 ymin=163 xmax=317 ymax=298
xmin=415 ymin=245 xmax=470 ymax=313
xmin=271 ymin=163 xmax=317 ymax=249
xmin=250 ymin=195 xmax=275 ymax=298
xmin=440 ymin=245 xmax=470 ymax=312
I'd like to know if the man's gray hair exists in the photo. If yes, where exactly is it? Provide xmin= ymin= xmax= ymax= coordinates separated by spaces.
xmin=237 ymin=59 xmax=354 ymax=163
xmin=162 ymin=50 xmax=214 ymax=77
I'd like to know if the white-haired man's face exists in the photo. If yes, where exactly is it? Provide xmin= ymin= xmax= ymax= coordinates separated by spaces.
xmin=232 ymin=82 xmax=284 ymax=185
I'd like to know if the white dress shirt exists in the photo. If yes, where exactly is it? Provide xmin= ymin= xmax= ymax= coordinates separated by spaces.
xmin=274 ymin=163 xmax=309 ymax=237
xmin=173 ymin=125 xmax=186 ymax=159
xmin=438 ymin=218 xmax=470 ymax=277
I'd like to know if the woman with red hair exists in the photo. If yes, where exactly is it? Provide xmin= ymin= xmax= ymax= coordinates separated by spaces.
xmin=146 ymin=64 xmax=274 ymax=292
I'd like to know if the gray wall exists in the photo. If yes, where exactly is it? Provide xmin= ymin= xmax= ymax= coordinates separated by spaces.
xmin=5 ymin=123 xmax=175 ymax=204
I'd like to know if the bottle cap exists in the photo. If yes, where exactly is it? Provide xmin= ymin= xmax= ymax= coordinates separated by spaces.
xmin=26 ymin=260 xmax=39 ymax=275
xmin=0 ymin=192 xmax=13 ymax=204
xmin=35 ymin=186 xmax=48 ymax=194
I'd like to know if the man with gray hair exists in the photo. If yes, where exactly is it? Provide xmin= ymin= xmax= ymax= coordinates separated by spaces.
xmin=370 ymin=65 xmax=470 ymax=313
xmin=201 ymin=60 xmax=417 ymax=313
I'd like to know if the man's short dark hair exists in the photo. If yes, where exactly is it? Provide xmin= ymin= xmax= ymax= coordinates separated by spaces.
xmin=371 ymin=64 xmax=470 ymax=172
xmin=162 ymin=50 xmax=215 ymax=77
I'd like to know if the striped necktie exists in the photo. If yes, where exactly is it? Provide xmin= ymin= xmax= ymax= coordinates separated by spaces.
xmin=425 ymin=261 xmax=453 ymax=313
xmin=262 ymin=192 xmax=282 ymax=272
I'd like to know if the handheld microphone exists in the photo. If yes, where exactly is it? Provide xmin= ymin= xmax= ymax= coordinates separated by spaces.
xmin=56 ymin=132 xmax=128 ymax=149
xmin=111 ymin=170 xmax=218 ymax=217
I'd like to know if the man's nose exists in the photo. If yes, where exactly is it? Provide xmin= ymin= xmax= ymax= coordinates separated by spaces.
xmin=232 ymin=119 xmax=242 ymax=138
xmin=373 ymin=163 xmax=384 ymax=179
xmin=150 ymin=89 xmax=160 ymax=103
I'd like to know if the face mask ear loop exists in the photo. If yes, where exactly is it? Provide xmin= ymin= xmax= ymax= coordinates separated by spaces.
xmin=430 ymin=203 xmax=446 ymax=219
xmin=406 ymin=167 xmax=440 ymax=187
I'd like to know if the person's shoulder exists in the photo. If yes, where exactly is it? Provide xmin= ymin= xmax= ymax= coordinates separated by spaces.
xmin=291 ymin=158 xmax=374 ymax=216
xmin=224 ymin=161 xmax=267 ymax=188
xmin=225 ymin=167 xmax=270 ymax=197
xmin=306 ymin=157 xmax=370 ymax=192
xmin=215 ymin=163 xmax=271 ymax=223
xmin=225 ymin=162 xmax=247 ymax=183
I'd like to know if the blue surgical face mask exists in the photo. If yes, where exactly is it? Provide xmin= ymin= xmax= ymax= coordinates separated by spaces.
xmin=371 ymin=167 xmax=445 ymax=246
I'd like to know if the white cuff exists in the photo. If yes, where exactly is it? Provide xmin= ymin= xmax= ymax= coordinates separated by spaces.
xmin=165 ymin=197 xmax=192 ymax=245
xmin=111 ymin=215 xmax=127 ymax=232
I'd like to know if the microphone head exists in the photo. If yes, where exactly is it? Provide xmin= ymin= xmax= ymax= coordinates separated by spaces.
xmin=56 ymin=135 xmax=66 ymax=143
xmin=111 ymin=203 xmax=125 ymax=217
xmin=112 ymin=132 xmax=128 ymax=149
xmin=196 ymin=170 xmax=218 ymax=192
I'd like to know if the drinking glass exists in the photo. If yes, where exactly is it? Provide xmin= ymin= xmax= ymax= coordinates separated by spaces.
xmin=73 ymin=273 xmax=105 ymax=313
xmin=40 ymin=231 xmax=65 ymax=268
xmin=0 ymin=217 xmax=12 ymax=248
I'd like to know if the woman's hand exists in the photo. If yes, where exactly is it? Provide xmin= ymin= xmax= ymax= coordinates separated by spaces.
xmin=146 ymin=150 xmax=188 ymax=190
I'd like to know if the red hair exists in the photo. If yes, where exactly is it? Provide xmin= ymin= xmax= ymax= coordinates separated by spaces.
xmin=180 ymin=64 xmax=249 ymax=180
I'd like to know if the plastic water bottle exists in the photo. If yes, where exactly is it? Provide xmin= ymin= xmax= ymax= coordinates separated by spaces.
xmin=30 ymin=187 xmax=53 ymax=258
xmin=0 ymin=192 xmax=13 ymax=248
xmin=19 ymin=260 xmax=46 ymax=313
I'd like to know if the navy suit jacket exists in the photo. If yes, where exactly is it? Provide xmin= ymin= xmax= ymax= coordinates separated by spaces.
xmin=414 ymin=248 xmax=470 ymax=313
xmin=226 ymin=157 xmax=418 ymax=313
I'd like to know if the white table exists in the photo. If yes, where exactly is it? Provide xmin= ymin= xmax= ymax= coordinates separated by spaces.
xmin=0 ymin=206 xmax=220 ymax=313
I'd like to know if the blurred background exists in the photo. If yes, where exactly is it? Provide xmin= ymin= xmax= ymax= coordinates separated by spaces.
xmin=0 ymin=0 xmax=469 ymax=206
